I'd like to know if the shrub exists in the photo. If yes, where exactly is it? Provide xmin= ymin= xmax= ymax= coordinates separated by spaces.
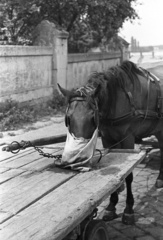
xmin=0 ymin=91 xmax=66 ymax=131
xmin=48 ymin=90 xmax=66 ymax=111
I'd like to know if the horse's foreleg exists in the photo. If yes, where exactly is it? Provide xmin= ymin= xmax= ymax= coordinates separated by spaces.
xmin=103 ymin=191 xmax=119 ymax=221
xmin=101 ymin=137 xmax=120 ymax=221
xmin=122 ymin=172 xmax=135 ymax=225
xmin=101 ymin=134 xmax=134 ymax=222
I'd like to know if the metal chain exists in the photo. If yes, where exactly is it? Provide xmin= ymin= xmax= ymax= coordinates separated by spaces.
xmin=10 ymin=140 xmax=62 ymax=160
xmin=33 ymin=145 xmax=62 ymax=160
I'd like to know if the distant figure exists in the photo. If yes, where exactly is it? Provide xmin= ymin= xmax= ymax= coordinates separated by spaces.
xmin=152 ymin=50 xmax=155 ymax=58
xmin=140 ymin=51 xmax=143 ymax=58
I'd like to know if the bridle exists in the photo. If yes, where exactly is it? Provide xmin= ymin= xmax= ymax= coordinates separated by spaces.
xmin=65 ymin=96 xmax=99 ymax=129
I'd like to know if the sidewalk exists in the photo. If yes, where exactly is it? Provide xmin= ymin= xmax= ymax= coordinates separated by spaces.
xmin=0 ymin=115 xmax=66 ymax=147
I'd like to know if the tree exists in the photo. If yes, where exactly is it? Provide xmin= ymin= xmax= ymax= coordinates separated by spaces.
xmin=0 ymin=0 xmax=41 ymax=44
xmin=0 ymin=0 xmax=139 ymax=51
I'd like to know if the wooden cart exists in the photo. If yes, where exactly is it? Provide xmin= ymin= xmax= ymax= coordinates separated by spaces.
xmin=0 ymin=137 xmax=146 ymax=240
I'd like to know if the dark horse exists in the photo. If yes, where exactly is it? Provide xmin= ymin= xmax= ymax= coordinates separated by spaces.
xmin=58 ymin=60 xmax=163 ymax=224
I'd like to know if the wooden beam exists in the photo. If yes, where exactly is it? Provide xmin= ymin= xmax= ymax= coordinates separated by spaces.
xmin=137 ymin=140 xmax=159 ymax=149
xmin=2 ymin=134 xmax=67 ymax=152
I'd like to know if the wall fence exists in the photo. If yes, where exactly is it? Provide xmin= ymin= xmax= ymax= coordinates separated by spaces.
xmin=0 ymin=22 xmax=128 ymax=103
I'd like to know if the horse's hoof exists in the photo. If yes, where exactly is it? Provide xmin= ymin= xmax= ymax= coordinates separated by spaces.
xmin=102 ymin=210 xmax=118 ymax=222
xmin=155 ymin=179 xmax=163 ymax=188
xmin=122 ymin=213 xmax=135 ymax=225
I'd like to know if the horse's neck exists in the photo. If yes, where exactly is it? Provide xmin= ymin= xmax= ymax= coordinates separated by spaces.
xmin=111 ymin=89 xmax=133 ymax=119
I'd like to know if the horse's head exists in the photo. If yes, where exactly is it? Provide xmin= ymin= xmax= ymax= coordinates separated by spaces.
xmin=58 ymin=84 xmax=100 ymax=167
xmin=58 ymin=84 xmax=99 ymax=138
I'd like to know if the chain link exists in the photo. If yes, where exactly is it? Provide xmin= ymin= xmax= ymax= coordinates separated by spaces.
xmin=33 ymin=145 xmax=62 ymax=160
xmin=10 ymin=140 xmax=62 ymax=160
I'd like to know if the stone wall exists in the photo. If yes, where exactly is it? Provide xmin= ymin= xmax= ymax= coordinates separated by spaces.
xmin=0 ymin=20 xmax=129 ymax=103
xmin=67 ymin=51 xmax=122 ymax=89
xmin=0 ymin=46 xmax=53 ymax=103
xmin=0 ymin=20 xmax=69 ymax=103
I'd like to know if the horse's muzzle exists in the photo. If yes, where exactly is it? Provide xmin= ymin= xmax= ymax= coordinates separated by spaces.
xmin=57 ymin=128 xmax=98 ymax=171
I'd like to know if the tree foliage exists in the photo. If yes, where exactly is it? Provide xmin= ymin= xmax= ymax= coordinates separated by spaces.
xmin=0 ymin=0 xmax=139 ymax=52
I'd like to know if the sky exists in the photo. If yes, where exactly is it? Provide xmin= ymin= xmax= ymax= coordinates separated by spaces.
xmin=120 ymin=0 xmax=163 ymax=46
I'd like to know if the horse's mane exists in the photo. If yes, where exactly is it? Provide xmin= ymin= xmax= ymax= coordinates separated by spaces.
xmin=87 ymin=60 xmax=143 ymax=92
xmin=70 ymin=61 xmax=143 ymax=117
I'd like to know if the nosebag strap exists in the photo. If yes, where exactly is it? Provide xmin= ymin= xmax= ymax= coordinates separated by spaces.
xmin=54 ymin=128 xmax=98 ymax=171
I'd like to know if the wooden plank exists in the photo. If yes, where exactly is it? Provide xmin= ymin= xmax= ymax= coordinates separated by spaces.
xmin=20 ymin=157 xmax=56 ymax=171
xmin=0 ymin=168 xmax=76 ymax=224
xmin=0 ymin=211 xmax=11 ymax=225
xmin=0 ymin=169 xmax=25 ymax=184
xmin=0 ymin=151 xmax=43 ymax=169
xmin=0 ymin=167 xmax=65 ymax=196
xmin=0 ymin=148 xmax=35 ymax=162
xmin=0 ymin=151 xmax=146 ymax=240
xmin=0 ymin=167 xmax=10 ymax=174
xmin=0 ymin=171 xmax=37 ymax=194
xmin=0 ymin=147 xmax=63 ymax=170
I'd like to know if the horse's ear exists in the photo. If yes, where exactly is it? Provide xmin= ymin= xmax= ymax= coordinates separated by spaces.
xmin=57 ymin=84 xmax=71 ymax=98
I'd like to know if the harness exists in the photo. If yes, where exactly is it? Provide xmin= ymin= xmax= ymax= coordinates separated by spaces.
xmin=66 ymin=69 xmax=163 ymax=139
xmin=106 ymin=70 xmax=163 ymax=127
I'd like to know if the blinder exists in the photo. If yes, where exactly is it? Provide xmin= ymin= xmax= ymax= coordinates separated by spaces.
xmin=65 ymin=112 xmax=69 ymax=127
xmin=65 ymin=96 xmax=99 ymax=128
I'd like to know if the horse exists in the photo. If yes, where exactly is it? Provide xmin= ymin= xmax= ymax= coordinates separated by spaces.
xmin=58 ymin=60 xmax=163 ymax=224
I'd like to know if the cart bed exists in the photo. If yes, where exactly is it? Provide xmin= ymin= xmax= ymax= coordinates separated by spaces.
xmin=0 ymin=144 xmax=146 ymax=240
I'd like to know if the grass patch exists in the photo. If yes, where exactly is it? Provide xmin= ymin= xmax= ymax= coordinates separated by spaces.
xmin=0 ymin=90 xmax=66 ymax=131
